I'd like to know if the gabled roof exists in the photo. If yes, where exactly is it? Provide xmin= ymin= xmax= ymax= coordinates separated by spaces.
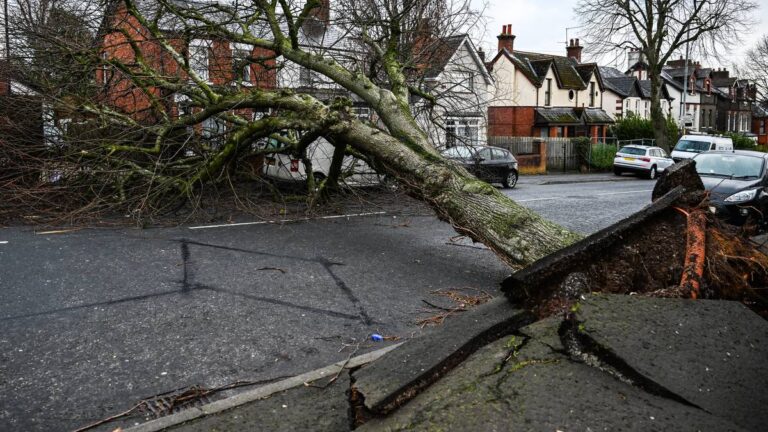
xmin=600 ymin=66 xmax=627 ymax=79
xmin=638 ymin=80 xmax=672 ymax=100
xmin=419 ymin=35 xmax=493 ymax=85
xmin=603 ymin=76 xmax=637 ymax=97
xmin=753 ymin=104 xmax=768 ymax=118
xmin=488 ymin=48 xmax=597 ymax=90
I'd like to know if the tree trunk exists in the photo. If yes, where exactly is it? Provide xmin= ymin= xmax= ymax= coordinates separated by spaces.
xmin=330 ymin=119 xmax=583 ymax=270
xmin=649 ymin=66 xmax=670 ymax=152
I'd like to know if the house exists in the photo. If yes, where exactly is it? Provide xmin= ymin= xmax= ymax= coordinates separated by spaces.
xmin=97 ymin=0 xmax=494 ymax=152
xmin=487 ymin=26 xmax=613 ymax=142
xmin=753 ymin=104 xmax=768 ymax=145
xmin=711 ymin=68 xmax=756 ymax=133
xmin=600 ymin=65 xmax=674 ymax=121
xmin=97 ymin=0 xmax=278 ymax=127
xmin=409 ymin=34 xmax=494 ymax=148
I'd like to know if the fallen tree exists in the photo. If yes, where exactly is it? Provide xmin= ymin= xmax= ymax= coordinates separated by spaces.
xmin=2 ymin=0 xmax=580 ymax=269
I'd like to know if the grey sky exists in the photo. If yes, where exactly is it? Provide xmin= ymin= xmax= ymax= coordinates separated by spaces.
xmin=471 ymin=0 xmax=768 ymax=70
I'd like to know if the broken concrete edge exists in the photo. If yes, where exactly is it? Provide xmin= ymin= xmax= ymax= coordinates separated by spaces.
xmin=558 ymin=309 xmax=702 ymax=410
xmin=123 ymin=343 xmax=404 ymax=432
xmin=349 ymin=299 xmax=534 ymax=419
xmin=502 ymin=185 xmax=686 ymax=298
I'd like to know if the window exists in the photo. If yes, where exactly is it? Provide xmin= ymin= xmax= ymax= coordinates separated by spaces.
xmin=760 ymin=121 xmax=765 ymax=135
xmin=299 ymin=66 xmax=314 ymax=86
xmin=460 ymin=72 xmax=475 ymax=92
xmin=233 ymin=50 xmax=251 ymax=83
xmin=352 ymin=106 xmax=371 ymax=120
xmin=491 ymin=148 xmax=509 ymax=160
xmin=477 ymin=148 xmax=492 ymax=160
xmin=189 ymin=42 xmax=210 ymax=81
xmin=545 ymin=79 xmax=552 ymax=106
xmin=100 ymin=51 xmax=111 ymax=86
xmin=445 ymin=117 xmax=480 ymax=147
xmin=568 ymin=90 xmax=575 ymax=101
xmin=202 ymin=116 xmax=226 ymax=147
xmin=589 ymin=82 xmax=596 ymax=107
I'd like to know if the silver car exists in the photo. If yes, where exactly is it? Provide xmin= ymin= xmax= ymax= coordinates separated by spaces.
xmin=613 ymin=145 xmax=674 ymax=179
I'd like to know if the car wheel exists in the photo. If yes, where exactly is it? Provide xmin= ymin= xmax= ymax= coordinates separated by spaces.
xmin=502 ymin=170 xmax=518 ymax=189
xmin=647 ymin=165 xmax=657 ymax=180
xmin=613 ymin=167 xmax=622 ymax=176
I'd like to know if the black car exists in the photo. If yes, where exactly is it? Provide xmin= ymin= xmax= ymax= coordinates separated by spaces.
xmin=693 ymin=150 xmax=768 ymax=227
xmin=441 ymin=145 xmax=519 ymax=189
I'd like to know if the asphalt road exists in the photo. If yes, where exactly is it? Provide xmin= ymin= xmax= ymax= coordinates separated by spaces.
xmin=0 ymin=175 xmax=655 ymax=431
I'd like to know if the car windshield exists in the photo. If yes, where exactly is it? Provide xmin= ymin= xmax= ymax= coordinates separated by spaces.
xmin=694 ymin=154 xmax=764 ymax=179
xmin=674 ymin=139 xmax=710 ymax=153
xmin=442 ymin=146 xmax=474 ymax=159
xmin=617 ymin=147 xmax=646 ymax=155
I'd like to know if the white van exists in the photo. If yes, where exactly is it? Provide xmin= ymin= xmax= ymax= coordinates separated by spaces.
xmin=671 ymin=135 xmax=733 ymax=162
xmin=262 ymin=137 xmax=382 ymax=186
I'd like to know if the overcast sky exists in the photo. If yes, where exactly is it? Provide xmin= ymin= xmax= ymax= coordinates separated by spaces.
xmin=470 ymin=0 xmax=768 ymax=70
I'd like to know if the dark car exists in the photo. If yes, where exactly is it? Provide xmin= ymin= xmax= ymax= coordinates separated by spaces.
xmin=693 ymin=150 xmax=768 ymax=227
xmin=441 ymin=145 xmax=519 ymax=189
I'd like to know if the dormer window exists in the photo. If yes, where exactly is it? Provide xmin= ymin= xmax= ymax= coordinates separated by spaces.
xmin=689 ymin=77 xmax=695 ymax=94
xmin=589 ymin=82 xmax=595 ymax=107
xmin=705 ymin=79 xmax=711 ymax=95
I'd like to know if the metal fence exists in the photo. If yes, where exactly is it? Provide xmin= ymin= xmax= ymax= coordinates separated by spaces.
xmin=488 ymin=136 xmax=579 ymax=171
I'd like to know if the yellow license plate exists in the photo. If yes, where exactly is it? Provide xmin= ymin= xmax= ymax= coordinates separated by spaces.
xmin=623 ymin=157 xmax=635 ymax=161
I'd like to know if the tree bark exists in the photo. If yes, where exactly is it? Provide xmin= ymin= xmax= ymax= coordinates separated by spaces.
xmin=648 ymin=64 xmax=670 ymax=152
xmin=330 ymin=119 xmax=582 ymax=270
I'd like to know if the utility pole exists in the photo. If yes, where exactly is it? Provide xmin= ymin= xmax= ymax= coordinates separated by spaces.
xmin=679 ymin=0 xmax=697 ymax=132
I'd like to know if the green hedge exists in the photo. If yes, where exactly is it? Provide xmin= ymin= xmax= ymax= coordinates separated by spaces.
xmin=609 ymin=112 xmax=679 ymax=143
xmin=589 ymin=144 xmax=618 ymax=169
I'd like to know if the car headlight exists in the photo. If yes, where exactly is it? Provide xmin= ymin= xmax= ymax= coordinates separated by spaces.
xmin=724 ymin=189 xmax=758 ymax=203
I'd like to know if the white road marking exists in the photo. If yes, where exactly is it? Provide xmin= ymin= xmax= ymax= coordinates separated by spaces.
xmin=516 ymin=197 xmax=563 ymax=202
xmin=0 ymin=241 xmax=8 ymax=244
xmin=516 ymin=189 xmax=653 ymax=203
xmin=595 ymin=189 xmax=653 ymax=196
xmin=188 ymin=211 xmax=387 ymax=230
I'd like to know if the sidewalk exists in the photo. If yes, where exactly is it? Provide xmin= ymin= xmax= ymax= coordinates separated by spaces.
xmin=518 ymin=171 xmax=641 ymax=185
xmin=123 ymin=294 xmax=767 ymax=432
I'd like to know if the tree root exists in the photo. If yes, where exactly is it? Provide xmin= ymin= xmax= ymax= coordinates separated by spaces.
xmin=677 ymin=208 xmax=707 ymax=299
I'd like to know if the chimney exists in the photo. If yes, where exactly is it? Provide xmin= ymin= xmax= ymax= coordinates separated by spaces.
xmin=566 ymin=38 xmax=583 ymax=63
xmin=497 ymin=24 xmax=516 ymax=54
xmin=712 ymin=68 xmax=730 ymax=80
xmin=477 ymin=47 xmax=486 ymax=63
xmin=309 ymin=0 xmax=330 ymax=25
xmin=627 ymin=48 xmax=642 ymax=70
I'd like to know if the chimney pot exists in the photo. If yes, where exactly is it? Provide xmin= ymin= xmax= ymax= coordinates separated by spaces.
xmin=575 ymin=38 xmax=580 ymax=46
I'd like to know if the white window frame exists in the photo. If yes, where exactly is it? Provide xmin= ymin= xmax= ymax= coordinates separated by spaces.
xmin=445 ymin=117 xmax=481 ymax=147
xmin=189 ymin=40 xmax=211 ymax=82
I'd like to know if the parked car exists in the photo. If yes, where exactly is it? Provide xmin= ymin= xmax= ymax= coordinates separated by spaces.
xmin=671 ymin=134 xmax=733 ymax=162
xmin=262 ymin=137 xmax=382 ymax=187
xmin=613 ymin=145 xmax=674 ymax=179
xmin=693 ymin=150 xmax=768 ymax=227
xmin=441 ymin=145 xmax=519 ymax=188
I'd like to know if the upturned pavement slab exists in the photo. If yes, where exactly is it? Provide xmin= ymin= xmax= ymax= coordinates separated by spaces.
xmin=361 ymin=311 xmax=747 ymax=432
xmin=574 ymin=294 xmax=768 ymax=432
xmin=351 ymin=298 xmax=533 ymax=415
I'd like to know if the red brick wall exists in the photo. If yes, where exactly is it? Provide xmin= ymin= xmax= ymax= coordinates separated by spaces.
xmin=99 ymin=4 xmax=278 ymax=123
xmin=488 ymin=106 xmax=535 ymax=137
xmin=753 ymin=118 xmax=768 ymax=145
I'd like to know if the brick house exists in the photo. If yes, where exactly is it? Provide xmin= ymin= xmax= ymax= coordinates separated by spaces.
xmin=753 ymin=104 xmax=768 ymax=145
xmin=97 ymin=1 xmax=277 ymax=128
xmin=487 ymin=26 xmax=613 ymax=142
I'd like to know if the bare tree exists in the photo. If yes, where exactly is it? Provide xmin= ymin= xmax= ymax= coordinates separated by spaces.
xmin=576 ymin=0 xmax=758 ymax=150
xmin=742 ymin=34 xmax=768 ymax=104
xmin=2 ymin=0 xmax=580 ymax=269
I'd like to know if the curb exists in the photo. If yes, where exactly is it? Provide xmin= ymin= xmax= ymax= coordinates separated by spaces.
xmin=124 ymin=343 xmax=403 ymax=432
